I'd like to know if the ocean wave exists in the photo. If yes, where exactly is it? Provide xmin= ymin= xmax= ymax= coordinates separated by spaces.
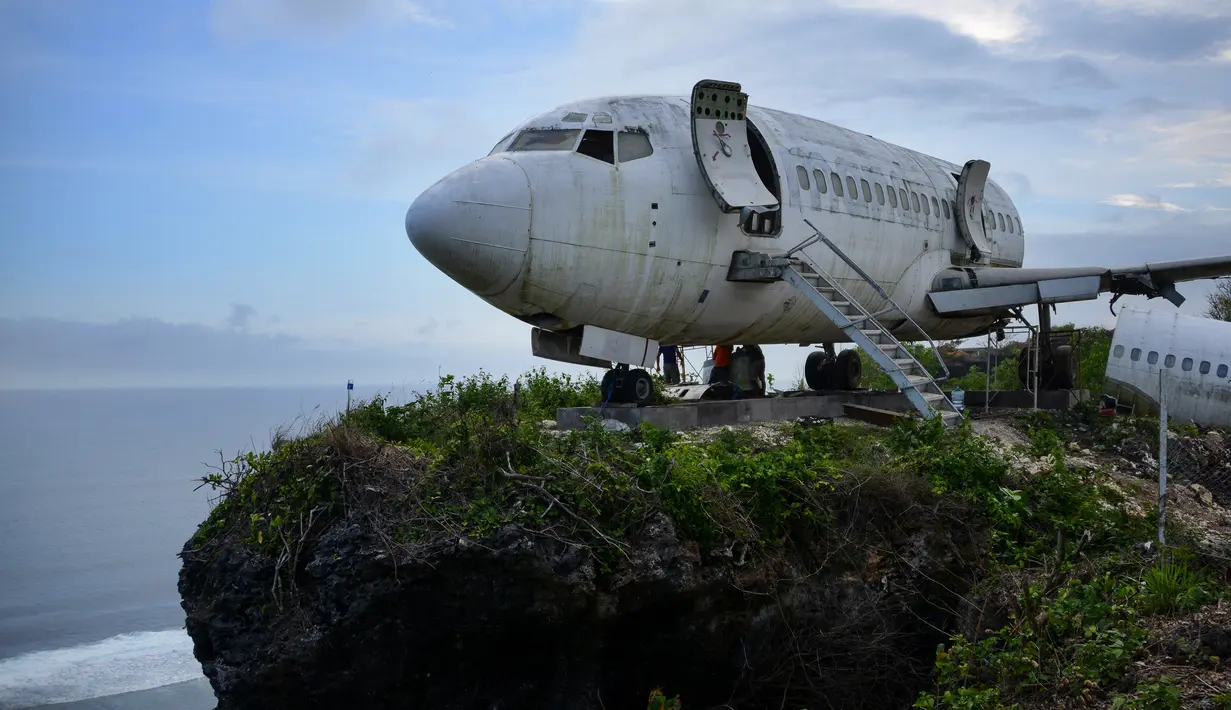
xmin=0 ymin=629 xmax=202 ymax=709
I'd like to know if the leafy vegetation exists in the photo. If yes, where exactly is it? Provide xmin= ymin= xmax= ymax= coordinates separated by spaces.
xmin=855 ymin=325 xmax=1115 ymax=394
xmin=1206 ymin=276 xmax=1231 ymax=322
xmin=188 ymin=369 xmax=1227 ymax=708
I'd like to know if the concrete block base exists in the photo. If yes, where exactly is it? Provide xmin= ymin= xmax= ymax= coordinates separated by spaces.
xmin=555 ymin=389 xmax=1088 ymax=433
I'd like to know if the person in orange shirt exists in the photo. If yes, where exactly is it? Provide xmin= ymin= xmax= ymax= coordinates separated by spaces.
xmin=710 ymin=344 xmax=733 ymax=384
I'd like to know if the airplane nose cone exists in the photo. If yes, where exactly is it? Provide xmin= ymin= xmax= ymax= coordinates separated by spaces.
xmin=405 ymin=157 xmax=531 ymax=297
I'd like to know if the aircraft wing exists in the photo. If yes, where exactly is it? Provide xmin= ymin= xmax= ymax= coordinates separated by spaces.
xmin=926 ymin=255 xmax=1231 ymax=317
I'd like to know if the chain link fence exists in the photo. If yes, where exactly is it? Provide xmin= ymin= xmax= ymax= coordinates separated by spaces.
xmin=1157 ymin=399 xmax=1231 ymax=544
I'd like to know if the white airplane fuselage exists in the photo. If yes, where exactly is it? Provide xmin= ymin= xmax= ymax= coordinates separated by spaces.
xmin=1103 ymin=306 xmax=1231 ymax=427
xmin=406 ymin=93 xmax=1028 ymax=351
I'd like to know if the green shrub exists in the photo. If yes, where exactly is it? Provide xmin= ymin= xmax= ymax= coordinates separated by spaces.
xmin=1139 ymin=555 xmax=1208 ymax=616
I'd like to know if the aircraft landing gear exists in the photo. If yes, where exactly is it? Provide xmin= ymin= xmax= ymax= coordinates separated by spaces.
xmin=804 ymin=348 xmax=863 ymax=390
xmin=600 ymin=364 xmax=655 ymax=406
xmin=1017 ymin=303 xmax=1078 ymax=390
xmin=1017 ymin=343 xmax=1076 ymax=390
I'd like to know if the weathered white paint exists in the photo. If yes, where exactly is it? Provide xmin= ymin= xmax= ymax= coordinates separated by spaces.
xmin=1104 ymin=306 xmax=1231 ymax=427
xmin=405 ymin=89 xmax=1230 ymax=363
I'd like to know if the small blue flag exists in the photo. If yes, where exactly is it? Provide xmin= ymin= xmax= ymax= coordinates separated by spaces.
xmin=347 ymin=380 xmax=354 ymax=390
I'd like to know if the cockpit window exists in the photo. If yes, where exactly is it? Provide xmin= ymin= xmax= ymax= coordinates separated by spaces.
xmin=508 ymin=129 xmax=581 ymax=152
xmin=562 ymin=112 xmax=587 ymax=123
xmin=593 ymin=113 xmax=613 ymax=124
xmin=617 ymin=131 xmax=653 ymax=162
xmin=487 ymin=130 xmax=515 ymax=156
xmin=577 ymin=129 xmax=614 ymax=164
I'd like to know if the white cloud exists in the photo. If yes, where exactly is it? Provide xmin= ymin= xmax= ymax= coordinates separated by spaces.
xmin=210 ymin=0 xmax=449 ymax=39
xmin=1102 ymin=194 xmax=1185 ymax=211
xmin=1147 ymin=109 xmax=1231 ymax=166
xmin=830 ymin=0 xmax=1031 ymax=44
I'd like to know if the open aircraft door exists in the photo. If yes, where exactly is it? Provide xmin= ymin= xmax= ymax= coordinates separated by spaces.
xmin=690 ymin=80 xmax=779 ymax=214
xmin=955 ymin=159 xmax=993 ymax=262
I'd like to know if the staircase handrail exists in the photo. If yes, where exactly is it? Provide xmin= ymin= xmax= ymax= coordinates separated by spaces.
xmin=786 ymin=220 xmax=952 ymax=381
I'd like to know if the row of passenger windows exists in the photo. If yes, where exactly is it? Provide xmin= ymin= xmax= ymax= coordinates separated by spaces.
xmin=1112 ymin=345 xmax=1230 ymax=378
xmin=794 ymin=164 xmax=1022 ymax=234
xmin=493 ymin=128 xmax=654 ymax=165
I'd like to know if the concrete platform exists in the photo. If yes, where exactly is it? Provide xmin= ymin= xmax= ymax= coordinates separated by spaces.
xmin=960 ymin=389 xmax=1089 ymax=410
xmin=557 ymin=391 xmax=917 ymax=432
xmin=555 ymin=388 xmax=1089 ymax=432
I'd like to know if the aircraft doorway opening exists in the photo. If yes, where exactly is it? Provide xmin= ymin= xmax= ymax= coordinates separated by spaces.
xmin=742 ymin=120 xmax=781 ymax=237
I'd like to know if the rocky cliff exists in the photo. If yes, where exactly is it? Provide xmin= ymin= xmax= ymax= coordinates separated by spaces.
xmin=178 ymin=374 xmax=1231 ymax=709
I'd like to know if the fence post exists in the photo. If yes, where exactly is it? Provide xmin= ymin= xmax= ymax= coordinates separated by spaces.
xmin=1158 ymin=369 xmax=1167 ymax=546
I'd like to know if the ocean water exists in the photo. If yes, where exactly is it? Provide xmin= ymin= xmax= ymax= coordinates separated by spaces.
xmin=0 ymin=385 xmax=414 ymax=709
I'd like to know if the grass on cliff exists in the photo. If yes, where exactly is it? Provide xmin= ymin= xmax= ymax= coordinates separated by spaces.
xmin=189 ymin=369 xmax=1129 ymax=571
xmin=186 ymin=370 xmax=1228 ymax=709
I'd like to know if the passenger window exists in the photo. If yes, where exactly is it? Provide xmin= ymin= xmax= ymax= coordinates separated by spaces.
xmin=911 ymin=191 xmax=920 ymax=212
xmin=510 ymin=128 xmax=581 ymax=152
xmin=1218 ymin=364 xmax=1228 ymax=378
xmin=1148 ymin=351 xmax=1158 ymax=365
xmin=998 ymin=213 xmax=1006 ymax=231
xmin=1165 ymin=354 xmax=1176 ymax=367
xmin=922 ymin=195 xmax=930 ymax=215
xmin=831 ymin=172 xmax=844 ymax=197
xmin=860 ymin=178 xmax=872 ymax=202
xmin=900 ymin=188 xmax=909 ymax=208
xmin=797 ymin=165 xmax=810 ymax=191
xmin=1016 ymin=216 xmax=1023 ymax=233
xmin=888 ymin=186 xmax=899 ymax=208
xmin=814 ymin=169 xmax=827 ymax=194
xmin=875 ymin=183 xmax=885 ymax=205
xmin=1131 ymin=348 xmax=1141 ymax=361
xmin=617 ymin=131 xmax=653 ymax=162
xmin=577 ymin=129 xmax=615 ymax=164
xmin=1182 ymin=357 xmax=1193 ymax=371
xmin=1200 ymin=361 xmax=1211 ymax=374
xmin=987 ymin=210 xmax=996 ymax=229
xmin=942 ymin=199 xmax=950 ymax=219
xmin=931 ymin=196 xmax=940 ymax=216
xmin=846 ymin=176 xmax=858 ymax=200
xmin=1007 ymin=214 xmax=1015 ymax=233
xmin=1113 ymin=345 xmax=1124 ymax=358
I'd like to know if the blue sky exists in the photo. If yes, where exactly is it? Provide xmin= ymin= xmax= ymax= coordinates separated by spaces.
xmin=1 ymin=0 xmax=1228 ymax=388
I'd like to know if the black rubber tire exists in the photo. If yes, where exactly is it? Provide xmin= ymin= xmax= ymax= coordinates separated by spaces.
xmin=805 ymin=351 xmax=832 ymax=390
xmin=600 ymin=369 xmax=622 ymax=403
xmin=1049 ymin=345 xmax=1076 ymax=390
xmin=627 ymin=369 xmax=655 ymax=406
xmin=834 ymin=349 xmax=862 ymax=390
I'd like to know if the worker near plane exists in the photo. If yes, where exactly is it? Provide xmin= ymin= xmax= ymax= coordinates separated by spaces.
xmin=710 ymin=344 xmax=733 ymax=384
xmin=656 ymin=344 xmax=683 ymax=385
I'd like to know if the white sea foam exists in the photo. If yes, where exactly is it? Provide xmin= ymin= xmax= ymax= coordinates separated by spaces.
xmin=0 ymin=629 xmax=201 ymax=708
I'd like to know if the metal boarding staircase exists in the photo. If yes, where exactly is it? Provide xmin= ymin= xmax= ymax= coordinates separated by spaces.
xmin=734 ymin=219 xmax=963 ymax=426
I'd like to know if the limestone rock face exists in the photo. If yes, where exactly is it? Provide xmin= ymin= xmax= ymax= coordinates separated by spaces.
xmin=179 ymin=507 xmax=978 ymax=710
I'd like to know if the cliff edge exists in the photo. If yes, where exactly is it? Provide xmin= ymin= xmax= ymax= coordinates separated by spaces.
xmin=178 ymin=372 xmax=1231 ymax=709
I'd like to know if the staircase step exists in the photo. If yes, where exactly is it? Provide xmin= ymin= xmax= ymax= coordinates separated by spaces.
xmin=892 ymin=358 xmax=916 ymax=368
xmin=922 ymin=391 xmax=948 ymax=403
